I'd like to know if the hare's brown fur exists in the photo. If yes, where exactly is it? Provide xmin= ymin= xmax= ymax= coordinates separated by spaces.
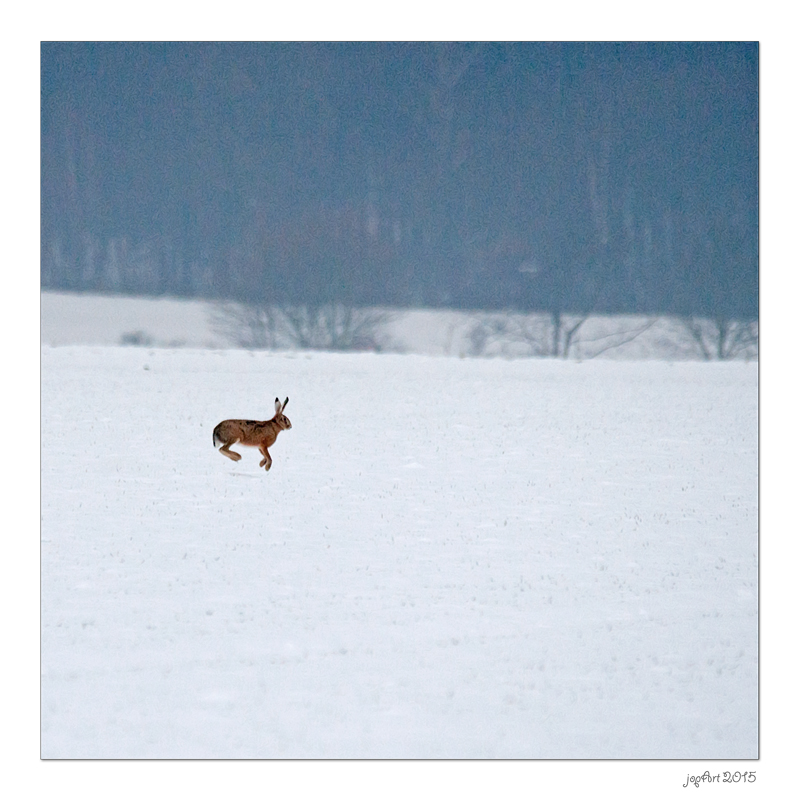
xmin=213 ymin=397 xmax=291 ymax=471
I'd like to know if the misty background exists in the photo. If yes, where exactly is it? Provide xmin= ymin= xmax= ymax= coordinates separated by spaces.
xmin=40 ymin=42 xmax=758 ymax=326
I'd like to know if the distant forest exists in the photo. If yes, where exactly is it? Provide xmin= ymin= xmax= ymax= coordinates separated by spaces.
xmin=41 ymin=42 xmax=758 ymax=321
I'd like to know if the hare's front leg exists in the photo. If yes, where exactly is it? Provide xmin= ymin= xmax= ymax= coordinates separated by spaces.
xmin=258 ymin=445 xmax=272 ymax=471
xmin=219 ymin=440 xmax=242 ymax=462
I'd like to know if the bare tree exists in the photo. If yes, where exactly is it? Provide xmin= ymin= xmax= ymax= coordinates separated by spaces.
xmin=675 ymin=316 xmax=758 ymax=360
xmin=209 ymin=302 xmax=281 ymax=349
xmin=465 ymin=312 xmax=656 ymax=359
xmin=465 ymin=313 xmax=550 ymax=357
xmin=579 ymin=317 xmax=658 ymax=359
xmin=210 ymin=301 xmax=395 ymax=352
xmin=551 ymin=312 xmax=590 ymax=358
xmin=279 ymin=304 xmax=394 ymax=351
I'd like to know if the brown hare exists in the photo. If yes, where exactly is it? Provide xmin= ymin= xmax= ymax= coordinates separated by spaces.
xmin=213 ymin=397 xmax=292 ymax=471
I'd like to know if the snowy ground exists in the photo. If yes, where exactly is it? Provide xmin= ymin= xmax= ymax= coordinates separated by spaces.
xmin=41 ymin=342 xmax=758 ymax=759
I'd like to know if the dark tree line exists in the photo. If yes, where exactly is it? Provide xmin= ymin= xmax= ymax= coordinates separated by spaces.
xmin=41 ymin=42 xmax=758 ymax=321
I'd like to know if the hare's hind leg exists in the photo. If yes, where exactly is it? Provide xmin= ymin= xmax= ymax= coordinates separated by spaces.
xmin=258 ymin=445 xmax=272 ymax=471
xmin=219 ymin=439 xmax=243 ymax=462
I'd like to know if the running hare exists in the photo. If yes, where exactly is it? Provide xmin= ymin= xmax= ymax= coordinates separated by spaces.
xmin=213 ymin=397 xmax=291 ymax=471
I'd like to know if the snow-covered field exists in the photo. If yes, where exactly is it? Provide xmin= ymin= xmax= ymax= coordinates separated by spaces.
xmin=41 ymin=336 xmax=758 ymax=758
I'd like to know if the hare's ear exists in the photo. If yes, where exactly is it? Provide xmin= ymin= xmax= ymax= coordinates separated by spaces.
xmin=275 ymin=397 xmax=282 ymax=415
xmin=282 ymin=397 xmax=289 ymax=412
